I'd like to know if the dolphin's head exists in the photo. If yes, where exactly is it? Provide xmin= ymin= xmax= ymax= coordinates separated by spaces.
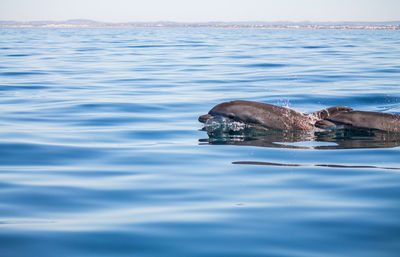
xmin=199 ymin=100 xmax=261 ymax=124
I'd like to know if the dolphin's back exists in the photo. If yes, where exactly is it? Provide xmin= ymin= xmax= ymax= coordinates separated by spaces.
xmin=328 ymin=111 xmax=400 ymax=132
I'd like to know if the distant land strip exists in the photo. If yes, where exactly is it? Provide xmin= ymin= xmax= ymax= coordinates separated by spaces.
xmin=1 ymin=19 xmax=399 ymax=30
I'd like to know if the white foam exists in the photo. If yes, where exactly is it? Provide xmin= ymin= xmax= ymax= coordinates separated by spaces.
xmin=204 ymin=116 xmax=247 ymax=132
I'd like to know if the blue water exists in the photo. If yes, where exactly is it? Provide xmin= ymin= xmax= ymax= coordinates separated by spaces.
xmin=1 ymin=28 xmax=400 ymax=257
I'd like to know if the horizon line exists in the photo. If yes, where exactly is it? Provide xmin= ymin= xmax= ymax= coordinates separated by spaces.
xmin=1 ymin=19 xmax=399 ymax=30
xmin=1 ymin=19 xmax=400 ymax=24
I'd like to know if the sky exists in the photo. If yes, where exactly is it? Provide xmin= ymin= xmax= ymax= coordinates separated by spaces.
xmin=0 ymin=0 xmax=399 ymax=23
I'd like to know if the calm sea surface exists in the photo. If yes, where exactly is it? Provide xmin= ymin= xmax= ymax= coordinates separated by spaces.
xmin=1 ymin=28 xmax=400 ymax=257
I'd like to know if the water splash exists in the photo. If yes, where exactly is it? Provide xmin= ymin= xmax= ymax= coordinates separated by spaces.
xmin=204 ymin=116 xmax=248 ymax=132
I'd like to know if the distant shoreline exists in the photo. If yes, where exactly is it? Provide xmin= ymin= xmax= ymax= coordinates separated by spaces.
xmin=1 ymin=19 xmax=399 ymax=30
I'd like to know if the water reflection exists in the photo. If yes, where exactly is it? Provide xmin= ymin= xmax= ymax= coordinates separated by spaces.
xmin=233 ymin=161 xmax=400 ymax=171
xmin=199 ymin=125 xmax=400 ymax=150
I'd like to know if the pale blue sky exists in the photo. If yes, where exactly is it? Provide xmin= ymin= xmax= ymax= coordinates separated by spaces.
xmin=1 ymin=0 xmax=399 ymax=22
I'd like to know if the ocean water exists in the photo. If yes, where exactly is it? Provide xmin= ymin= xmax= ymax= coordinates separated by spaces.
xmin=0 ymin=28 xmax=400 ymax=257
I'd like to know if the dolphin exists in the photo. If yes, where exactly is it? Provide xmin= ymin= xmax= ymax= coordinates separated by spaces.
xmin=326 ymin=110 xmax=400 ymax=132
xmin=199 ymin=100 xmax=400 ymax=132
xmin=199 ymin=100 xmax=352 ymax=131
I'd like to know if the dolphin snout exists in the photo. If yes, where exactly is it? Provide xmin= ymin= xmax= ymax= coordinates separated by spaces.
xmin=199 ymin=114 xmax=213 ymax=123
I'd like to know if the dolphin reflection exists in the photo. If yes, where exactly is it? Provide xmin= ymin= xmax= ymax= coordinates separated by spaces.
xmin=233 ymin=161 xmax=400 ymax=171
xmin=199 ymin=125 xmax=400 ymax=150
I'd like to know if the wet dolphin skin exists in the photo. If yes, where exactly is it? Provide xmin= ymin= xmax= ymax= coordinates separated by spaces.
xmin=199 ymin=100 xmax=400 ymax=132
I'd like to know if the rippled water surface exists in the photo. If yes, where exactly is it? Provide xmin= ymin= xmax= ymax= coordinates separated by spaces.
xmin=1 ymin=28 xmax=400 ymax=257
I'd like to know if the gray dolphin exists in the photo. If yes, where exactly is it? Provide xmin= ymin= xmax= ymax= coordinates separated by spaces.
xmin=326 ymin=110 xmax=400 ymax=132
xmin=199 ymin=100 xmax=400 ymax=132
xmin=199 ymin=100 xmax=352 ymax=131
